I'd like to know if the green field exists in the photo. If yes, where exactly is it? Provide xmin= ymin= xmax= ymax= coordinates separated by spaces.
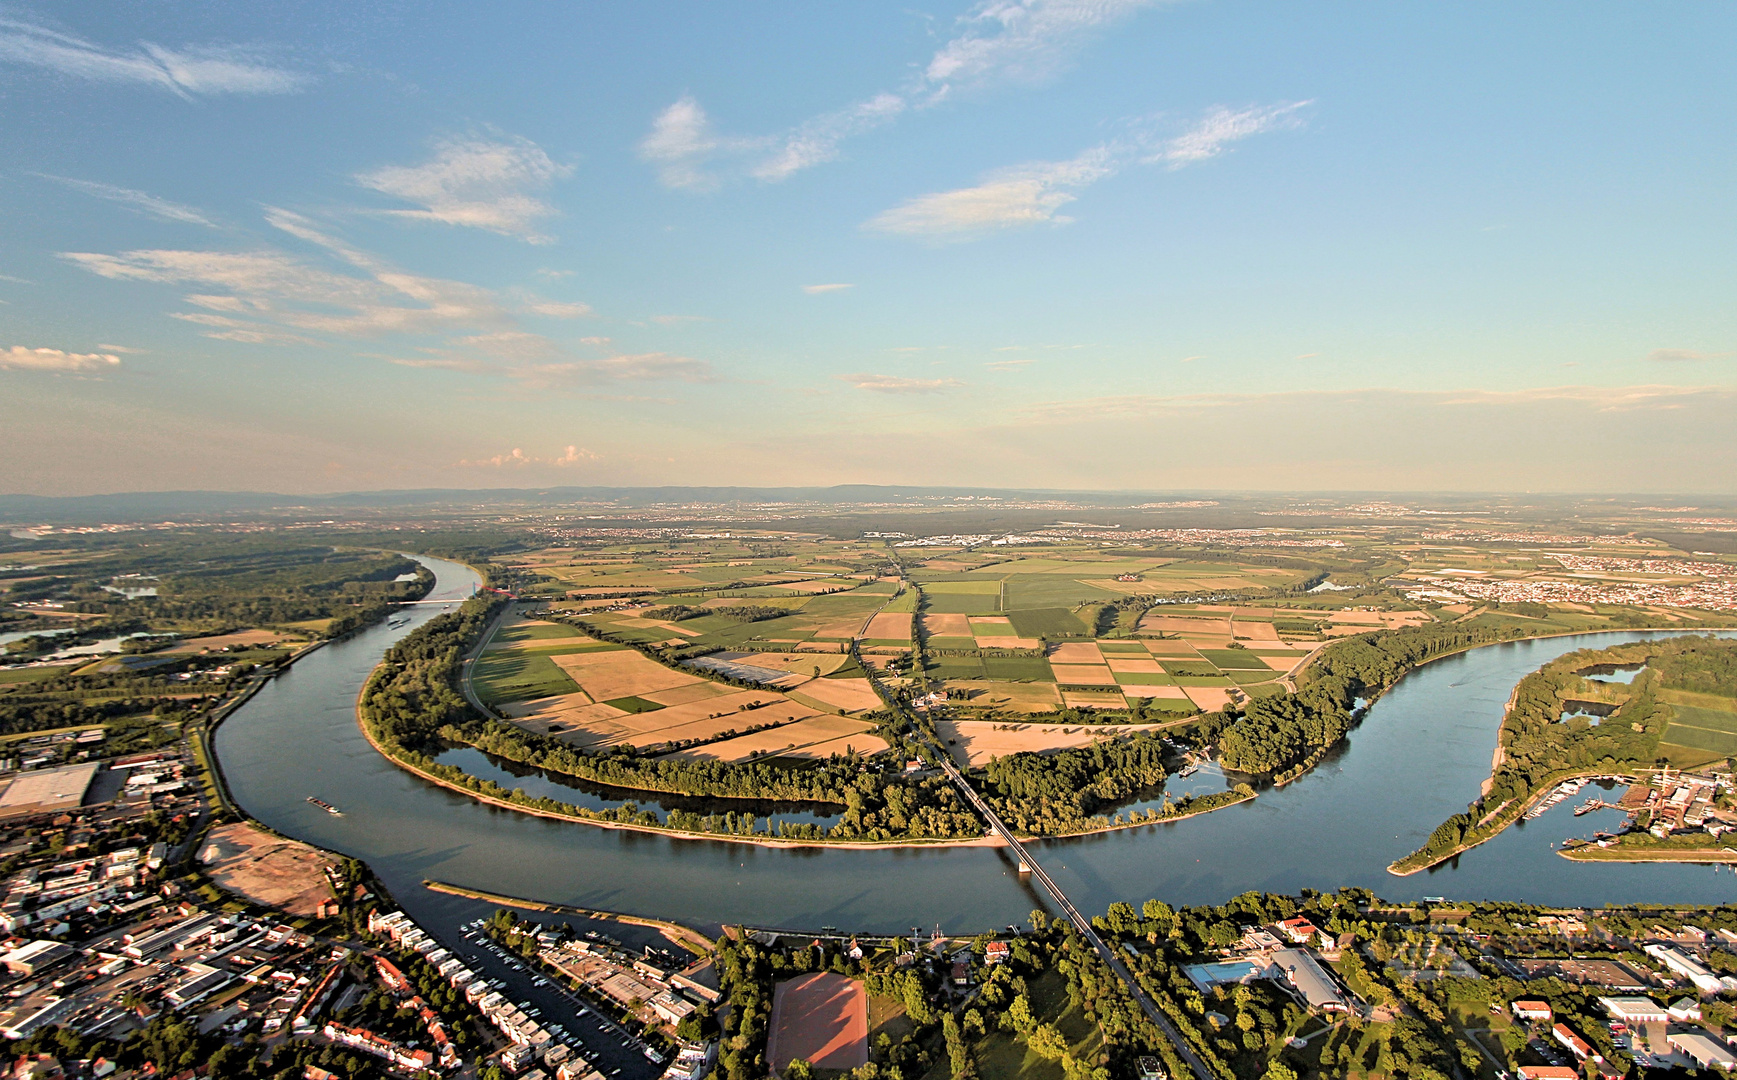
xmin=982 ymin=656 xmax=1054 ymax=681
xmin=1003 ymin=576 xmax=1118 ymax=609
xmin=923 ymin=593 xmax=1000 ymax=614
xmin=929 ymin=656 xmax=987 ymax=680
xmin=602 ymin=695 xmax=666 ymax=714
xmin=1200 ymin=649 xmax=1273 ymax=670
xmin=472 ymin=650 xmax=582 ymax=705
xmin=920 ymin=580 xmax=1002 ymax=594
xmin=1006 ymin=607 xmax=1089 ymax=638
xmin=928 ymin=636 xmax=978 ymax=650
xmin=1096 ymin=641 xmax=1149 ymax=654
xmin=1663 ymin=703 xmax=1737 ymax=756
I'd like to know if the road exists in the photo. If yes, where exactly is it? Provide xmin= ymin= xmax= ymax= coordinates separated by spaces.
xmin=458 ymin=601 xmax=516 ymax=721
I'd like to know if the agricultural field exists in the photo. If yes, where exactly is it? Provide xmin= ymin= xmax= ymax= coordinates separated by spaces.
xmin=474 ymin=611 xmax=890 ymax=764
xmin=1659 ymin=691 xmax=1737 ymax=764
xmin=933 ymin=718 xmax=1178 ymax=768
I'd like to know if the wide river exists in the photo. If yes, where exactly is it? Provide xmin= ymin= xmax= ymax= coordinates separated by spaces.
xmin=214 ymin=556 xmax=1737 ymax=934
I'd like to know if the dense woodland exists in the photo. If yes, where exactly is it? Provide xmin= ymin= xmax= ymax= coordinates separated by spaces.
xmin=1206 ymin=623 xmax=1524 ymax=778
xmin=980 ymin=736 xmax=1169 ymax=834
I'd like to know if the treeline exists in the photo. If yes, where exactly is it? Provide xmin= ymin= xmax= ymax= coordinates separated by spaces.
xmin=980 ymin=735 xmax=1168 ymax=835
xmin=1206 ymin=622 xmax=1521 ymax=778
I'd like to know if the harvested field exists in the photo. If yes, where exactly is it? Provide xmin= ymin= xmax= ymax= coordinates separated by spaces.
xmin=1260 ymin=654 xmax=1298 ymax=671
xmin=1051 ymin=664 xmax=1118 ymax=686
xmin=768 ymin=973 xmax=869 ymax=1076
xmin=1142 ymin=641 xmax=1202 ymax=657
xmin=199 ymin=823 xmax=332 ymax=916
xmin=1049 ymin=642 xmax=1105 ymax=664
xmin=863 ymin=612 xmax=913 ymax=640
xmin=1105 ymin=658 xmax=1164 ymax=674
xmin=935 ymin=719 xmax=1168 ymax=768
xmin=986 ymin=637 xmax=1045 ymax=651
xmin=921 ymin=613 xmax=973 ymax=637
xmin=1182 ymin=686 xmax=1235 ymax=711
xmin=512 ymin=688 xmax=814 ymax=750
xmin=1063 ymin=690 xmax=1127 ymax=709
xmin=936 ymin=680 xmax=1053 ymax=713
xmin=669 ymin=715 xmax=887 ymax=763
xmin=1233 ymin=622 xmax=1281 ymax=641
xmin=1140 ymin=615 xmax=1234 ymax=636
xmin=166 ymin=629 xmax=294 ymax=654
xmin=550 ymin=649 xmax=705 ymax=700
xmin=792 ymin=678 xmax=883 ymax=714
xmin=1121 ymin=684 xmax=1192 ymax=700
xmin=643 ymin=682 xmax=736 ymax=706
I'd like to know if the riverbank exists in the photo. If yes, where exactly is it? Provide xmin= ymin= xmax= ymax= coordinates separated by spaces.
xmin=422 ymin=879 xmax=716 ymax=955
xmin=1559 ymin=845 xmax=1737 ymax=864
xmin=1388 ymin=767 xmax=1620 ymax=876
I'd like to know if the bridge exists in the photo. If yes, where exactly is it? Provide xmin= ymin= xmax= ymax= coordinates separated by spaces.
xmin=923 ymin=746 xmax=1214 ymax=1080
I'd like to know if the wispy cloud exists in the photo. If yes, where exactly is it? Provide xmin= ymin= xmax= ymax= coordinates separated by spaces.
xmin=802 ymin=283 xmax=854 ymax=295
xmin=985 ymin=358 xmax=1034 ymax=371
xmin=1143 ymin=102 xmax=1312 ymax=168
xmin=36 ymin=175 xmax=216 ymax=227
xmin=1648 ymin=348 xmax=1722 ymax=363
xmin=1 ymin=345 xmax=122 ymax=373
xmin=357 ymin=136 xmax=570 ymax=243
xmin=869 ymin=102 xmax=1309 ymax=239
xmin=866 ymin=146 xmax=1116 ymax=237
xmin=751 ymin=94 xmax=906 ymax=181
xmin=641 ymin=1 xmax=1160 ymax=190
xmin=0 ymin=17 xmax=306 ymax=96
xmin=924 ymin=0 xmax=1160 ymax=94
xmin=837 ymin=372 xmax=965 ymax=394
xmin=524 ymin=300 xmax=593 ymax=318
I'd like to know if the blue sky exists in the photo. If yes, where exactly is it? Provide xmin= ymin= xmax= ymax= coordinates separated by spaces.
xmin=2 ymin=2 xmax=1733 ymax=494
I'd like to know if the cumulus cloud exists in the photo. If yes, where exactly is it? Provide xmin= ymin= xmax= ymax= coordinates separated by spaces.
xmin=37 ymin=175 xmax=216 ymax=227
xmin=802 ymin=283 xmax=854 ymax=294
xmin=356 ymin=135 xmax=571 ymax=243
xmin=870 ymin=102 xmax=1309 ymax=239
xmin=866 ymin=146 xmax=1115 ymax=237
xmin=837 ymin=372 xmax=965 ymax=393
xmin=454 ymin=444 xmax=600 ymax=469
xmin=1 ymin=345 xmax=122 ymax=372
xmin=1143 ymin=101 xmax=1312 ymax=168
xmin=0 ymin=17 xmax=306 ymax=96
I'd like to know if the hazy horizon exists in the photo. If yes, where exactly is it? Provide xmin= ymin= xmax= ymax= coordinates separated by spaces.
xmin=4 ymin=3 xmax=1733 ymax=495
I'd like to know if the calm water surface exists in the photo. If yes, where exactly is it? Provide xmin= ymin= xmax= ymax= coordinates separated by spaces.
xmin=214 ymin=557 xmax=1737 ymax=933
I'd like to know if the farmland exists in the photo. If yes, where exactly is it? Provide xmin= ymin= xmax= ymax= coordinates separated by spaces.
xmin=475 ymin=610 xmax=889 ymax=764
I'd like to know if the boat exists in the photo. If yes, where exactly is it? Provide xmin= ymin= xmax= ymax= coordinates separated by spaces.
xmin=1178 ymin=762 xmax=1200 ymax=778
xmin=307 ymin=796 xmax=342 ymax=816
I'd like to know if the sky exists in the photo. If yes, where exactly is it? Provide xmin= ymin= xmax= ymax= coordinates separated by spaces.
xmin=2 ymin=1 xmax=1733 ymax=496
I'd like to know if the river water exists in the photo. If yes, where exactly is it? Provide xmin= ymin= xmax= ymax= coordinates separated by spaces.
xmin=213 ymin=556 xmax=1737 ymax=934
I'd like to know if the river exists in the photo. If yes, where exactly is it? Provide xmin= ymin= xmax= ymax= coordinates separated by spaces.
xmin=213 ymin=556 xmax=1737 ymax=935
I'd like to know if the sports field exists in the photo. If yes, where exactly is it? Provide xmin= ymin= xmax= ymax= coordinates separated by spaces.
xmin=767 ymin=973 xmax=868 ymax=1075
